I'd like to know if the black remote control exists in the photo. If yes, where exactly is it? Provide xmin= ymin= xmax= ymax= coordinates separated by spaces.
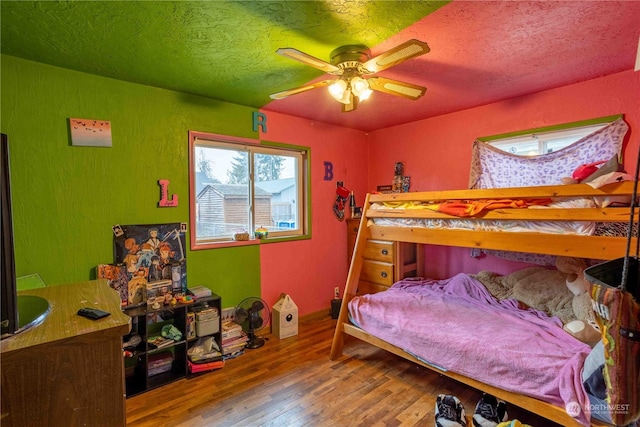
xmin=77 ymin=307 xmax=110 ymax=320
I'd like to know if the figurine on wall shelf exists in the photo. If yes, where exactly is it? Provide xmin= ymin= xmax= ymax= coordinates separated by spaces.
xmin=393 ymin=162 xmax=410 ymax=192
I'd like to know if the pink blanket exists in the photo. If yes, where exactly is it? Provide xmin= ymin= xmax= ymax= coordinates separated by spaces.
xmin=348 ymin=274 xmax=593 ymax=425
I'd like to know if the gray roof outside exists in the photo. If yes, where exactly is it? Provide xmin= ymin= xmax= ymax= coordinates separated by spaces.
xmin=196 ymin=182 xmax=272 ymax=200
xmin=256 ymin=177 xmax=295 ymax=195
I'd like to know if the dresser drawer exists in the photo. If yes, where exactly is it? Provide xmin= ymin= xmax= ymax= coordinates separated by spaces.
xmin=347 ymin=219 xmax=360 ymax=238
xmin=363 ymin=240 xmax=394 ymax=263
xmin=347 ymin=219 xmax=360 ymax=264
xmin=357 ymin=280 xmax=391 ymax=295
xmin=361 ymin=260 xmax=394 ymax=286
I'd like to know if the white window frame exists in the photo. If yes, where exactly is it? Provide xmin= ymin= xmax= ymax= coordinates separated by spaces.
xmin=480 ymin=115 xmax=621 ymax=156
xmin=188 ymin=131 xmax=310 ymax=250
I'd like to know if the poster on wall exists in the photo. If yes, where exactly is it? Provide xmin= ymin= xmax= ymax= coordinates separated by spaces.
xmin=69 ymin=118 xmax=112 ymax=147
xmin=112 ymin=223 xmax=187 ymax=308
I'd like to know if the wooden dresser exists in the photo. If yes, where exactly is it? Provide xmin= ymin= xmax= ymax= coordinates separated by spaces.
xmin=1 ymin=280 xmax=131 ymax=427
xmin=346 ymin=218 xmax=423 ymax=295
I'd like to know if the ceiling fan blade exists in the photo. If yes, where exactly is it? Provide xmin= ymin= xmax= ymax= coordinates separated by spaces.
xmin=342 ymin=92 xmax=358 ymax=113
xmin=362 ymin=39 xmax=430 ymax=73
xmin=276 ymin=48 xmax=341 ymax=74
xmin=270 ymin=80 xmax=334 ymax=100
xmin=367 ymin=77 xmax=426 ymax=100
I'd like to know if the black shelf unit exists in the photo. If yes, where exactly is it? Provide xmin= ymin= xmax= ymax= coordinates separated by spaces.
xmin=123 ymin=302 xmax=188 ymax=397
xmin=122 ymin=293 xmax=222 ymax=397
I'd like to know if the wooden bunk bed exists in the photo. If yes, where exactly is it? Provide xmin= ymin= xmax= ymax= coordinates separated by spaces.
xmin=330 ymin=181 xmax=638 ymax=427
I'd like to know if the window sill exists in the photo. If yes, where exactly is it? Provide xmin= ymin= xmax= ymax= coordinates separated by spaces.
xmin=257 ymin=234 xmax=311 ymax=244
xmin=191 ymin=233 xmax=310 ymax=250
xmin=191 ymin=239 xmax=261 ymax=251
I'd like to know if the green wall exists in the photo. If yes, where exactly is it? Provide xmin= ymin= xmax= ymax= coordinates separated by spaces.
xmin=1 ymin=54 xmax=260 ymax=306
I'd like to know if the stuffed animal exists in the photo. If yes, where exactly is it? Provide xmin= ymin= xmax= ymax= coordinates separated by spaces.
xmin=474 ymin=257 xmax=602 ymax=347
xmin=563 ymin=319 xmax=601 ymax=347
xmin=555 ymin=256 xmax=596 ymax=322
xmin=555 ymin=256 xmax=601 ymax=347
xmin=474 ymin=267 xmax=575 ymax=323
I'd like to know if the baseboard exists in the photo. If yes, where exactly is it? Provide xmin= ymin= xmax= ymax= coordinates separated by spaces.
xmin=300 ymin=309 xmax=333 ymax=322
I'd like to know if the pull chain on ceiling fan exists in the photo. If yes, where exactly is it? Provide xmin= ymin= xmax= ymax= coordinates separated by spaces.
xmin=270 ymin=39 xmax=430 ymax=112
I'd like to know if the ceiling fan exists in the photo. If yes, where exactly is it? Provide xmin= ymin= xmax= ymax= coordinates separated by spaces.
xmin=269 ymin=39 xmax=430 ymax=112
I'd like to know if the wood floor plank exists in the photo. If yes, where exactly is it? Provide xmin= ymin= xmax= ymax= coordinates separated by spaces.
xmin=126 ymin=313 xmax=564 ymax=427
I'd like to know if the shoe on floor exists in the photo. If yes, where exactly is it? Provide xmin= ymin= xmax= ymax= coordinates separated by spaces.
xmin=472 ymin=393 xmax=508 ymax=427
xmin=435 ymin=394 xmax=467 ymax=427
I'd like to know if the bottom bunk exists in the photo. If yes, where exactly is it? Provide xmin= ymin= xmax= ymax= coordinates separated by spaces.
xmin=332 ymin=273 xmax=612 ymax=427
xmin=335 ymin=321 xmax=610 ymax=427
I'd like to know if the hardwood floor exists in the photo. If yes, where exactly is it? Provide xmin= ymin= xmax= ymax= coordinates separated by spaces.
xmin=126 ymin=312 xmax=562 ymax=427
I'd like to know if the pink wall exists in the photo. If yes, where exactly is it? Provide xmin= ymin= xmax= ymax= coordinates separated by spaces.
xmin=256 ymin=71 xmax=639 ymax=315
xmin=368 ymin=70 xmax=640 ymax=279
xmin=258 ymin=112 xmax=368 ymax=316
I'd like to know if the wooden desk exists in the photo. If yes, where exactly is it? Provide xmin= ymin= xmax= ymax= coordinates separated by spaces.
xmin=1 ymin=280 xmax=131 ymax=427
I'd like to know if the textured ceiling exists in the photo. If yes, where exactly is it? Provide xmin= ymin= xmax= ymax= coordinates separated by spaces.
xmin=2 ymin=1 xmax=639 ymax=132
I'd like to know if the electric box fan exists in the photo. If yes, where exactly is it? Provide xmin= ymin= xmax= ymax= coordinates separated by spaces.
xmin=234 ymin=297 xmax=271 ymax=349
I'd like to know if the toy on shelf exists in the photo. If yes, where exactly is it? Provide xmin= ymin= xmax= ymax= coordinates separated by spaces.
xmin=161 ymin=324 xmax=183 ymax=341
xmin=175 ymin=294 xmax=195 ymax=304
xmin=254 ymin=227 xmax=269 ymax=239
xmin=393 ymin=162 xmax=411 ymax=192
xmin=234 ymin=232 xmax=250 ymax=241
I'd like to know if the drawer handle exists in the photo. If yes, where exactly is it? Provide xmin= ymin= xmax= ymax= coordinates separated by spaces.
xmin=381 ymin=271 xmax=388 ymax=278
xmin=353 ymin=227 xmax=358 ymax=232
xmin=381 ymin=249 xmax=388 ymax=255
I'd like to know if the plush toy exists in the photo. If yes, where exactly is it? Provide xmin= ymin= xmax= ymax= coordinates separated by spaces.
xmin=555 ymin=256 xmax=601 ymax=347
xmin=474 ymin=257 xmax=602 ymax=347
xmin=563 ymin=319 xmax=601 ymax=347
xmin=474 ymin=267 xmax=575 ymax=323
xmin=572 ymin=160 xmax=608 ymax=182
xmin=556 ymin=256 xmax=596 ymax=323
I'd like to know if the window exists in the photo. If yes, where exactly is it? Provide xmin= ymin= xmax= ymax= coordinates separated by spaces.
xmin=189 ymin=132 xmax=309 ymax=249
xmin=480 ymin=116 xmax=620 ymax=156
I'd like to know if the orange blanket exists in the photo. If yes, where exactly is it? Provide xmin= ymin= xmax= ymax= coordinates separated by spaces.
xmin=427 ymin=198 xmax=553 ymax=217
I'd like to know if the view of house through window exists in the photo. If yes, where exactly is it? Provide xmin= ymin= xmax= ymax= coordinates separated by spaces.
xmin=487 ymin=122 xmax=610 ymax=156
xmin=191 ymin=136 xmax=308 ymax=247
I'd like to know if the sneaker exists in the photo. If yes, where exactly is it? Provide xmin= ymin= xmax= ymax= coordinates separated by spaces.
xmin=472 ymin=393 xmax=508 ymax=427
xmin=435 ymin=394 xmax=467 ymax=427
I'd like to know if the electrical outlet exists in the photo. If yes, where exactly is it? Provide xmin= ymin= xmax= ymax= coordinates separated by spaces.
xmin=334 ymin=286 xmax=340 ymax=298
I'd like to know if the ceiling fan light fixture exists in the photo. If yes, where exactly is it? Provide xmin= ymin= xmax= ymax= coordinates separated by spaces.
xmin=329 ymin=79 xmax=354 ymax=104
xmin=351 ymin=76 xmax=372 ymax=101
xmin=338 ymin=88 xmax=352 ymax=105
xmin=272 ymin=39 xmax=430 ymax=112
xmin=328 ymin=79 xmax=347 ymax=100
xmin=359 ymin=88 xmax=372 ymax=101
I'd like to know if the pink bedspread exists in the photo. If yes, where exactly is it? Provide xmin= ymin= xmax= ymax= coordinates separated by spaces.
xmin=348 ymin=274 xmax=593 ymax=425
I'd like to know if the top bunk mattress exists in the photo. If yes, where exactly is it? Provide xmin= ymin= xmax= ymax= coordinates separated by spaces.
xmin=369 ymin=197 xmax=601 ymax=235
xmin=366 ymin=179 xmax=636 ymax=239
